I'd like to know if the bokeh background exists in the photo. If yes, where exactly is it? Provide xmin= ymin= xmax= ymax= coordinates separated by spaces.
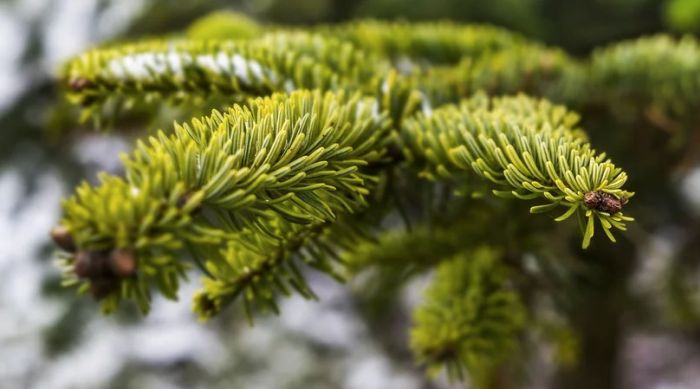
xmin=1 ymin=0 xmax=700 ymax=388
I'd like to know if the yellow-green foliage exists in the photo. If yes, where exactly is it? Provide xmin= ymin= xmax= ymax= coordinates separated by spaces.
xmin=62 ymin=32 xmax=387 ymax=117
xmin=186 ymin=11 xmax=263 ymax=40
xmin=57 ymin=17 xmax=642 ymax=312
xmin=53 ymin=12 xmax=700 ymax=384
xmin=328 ymin=20 xmax=527 ymax=64
xmin=591 ymin=34 xmax=700 ymax=119
xmin=410 ymin=247 xmax=525 ymax=381
xmin=344 ymin=223 xmax=468 ymax=273
xmin=400 ymin=94 xmax=633 ymax=248
xmin=60 ymin=90 xmax=390 ymax=313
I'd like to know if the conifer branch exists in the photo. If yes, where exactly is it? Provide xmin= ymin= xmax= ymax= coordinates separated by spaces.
xmin=53 ymin=14 xmax=663 ymax=323
xmin=410 ymin=247 xmax=525 ymax=382
xmin=345 ymin=203 xmax=514 ymax=275
xmin=345 ymin=224 xmax=465 ymax=274
xmin=400 ymin=94 xmax=634 ymax=248
xmin=453 ymin=44 xmax=585 ymax=104
xmin=61 ymin=33 xmax=386 ymax=121
xmin=57 ymin=90 xmax=390 ymax=312
xmin=328 ymin=20 xmax=527 ymax=64
xmin=192 ymin=220 xmax=328 ymax=321
xmin=405 ymin=44 xmax=584 ymax=107
xmin=192 ymin=214 xmax=371 ymax=321
xmin=591 ymin=34 xmax=700 ymax=120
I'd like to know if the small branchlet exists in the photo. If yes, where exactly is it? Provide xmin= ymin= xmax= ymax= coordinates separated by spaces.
xmin=591 ymin=34 xmax=700 ymax=120
xmin=400 ymin=93 xmax=634 ymax=248
xmin=410 ymin=247 xmax=525 ymax=382
xmin=60 ymin=32 xmax=388 ymax=119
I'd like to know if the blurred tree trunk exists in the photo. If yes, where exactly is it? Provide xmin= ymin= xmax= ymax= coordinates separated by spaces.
xmin=553 ymin=242 xmax=636 ymax=389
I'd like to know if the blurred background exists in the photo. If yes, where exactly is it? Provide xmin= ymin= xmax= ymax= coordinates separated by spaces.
xmin=1 ymin=0 xmax=700 ymax=388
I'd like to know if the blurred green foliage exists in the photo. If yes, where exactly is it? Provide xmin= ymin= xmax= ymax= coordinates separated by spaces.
xmin=666 ymin=0 xmax=700 ymax=33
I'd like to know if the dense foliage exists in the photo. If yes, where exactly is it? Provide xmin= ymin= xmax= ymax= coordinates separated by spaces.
xmin=50 ymin=12 xmax=700 ymax=387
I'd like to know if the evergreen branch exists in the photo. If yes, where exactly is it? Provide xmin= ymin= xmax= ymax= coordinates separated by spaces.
xmin=591 ymin=34 xmax=700 ymax=120
xmin=410 ymin=246 xmax=526 ymax=382
xmin=57 ymin=90 xmax=391 ymax=312
xmin=192 ymin=220 xmax=328 ymax=322
xmin=400 ymin=94 xmax=634 ymax=248
xmin=61 ymin=32 xmax=386 ymax=120
xmin=328 ymin=20 xmax=527 ymax=64
xmin=192 ymin=214 xmax=371 ymax=322
xmin=405 ymin=44 xmax=584 ymax=108
xmin=191 ymin=191 xmax=392 ymax=322
xmin=453 ymin=44 xmax=585 ymax=104
xmin=373 ymin=70 xmax=424 ymax=129
xmin=53 ymin=15 xmax=663 ymax=322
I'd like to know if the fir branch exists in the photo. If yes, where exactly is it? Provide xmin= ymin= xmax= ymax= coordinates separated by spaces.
xmin=344 ymin=203 xmax=510 ymax=276
xmin=191 ymin=191 xmax=392 ymax=322
xmin=410 ymin=246 xmax=526 ymax=382
xmin=403 ymin=44 xmax=584 ymax=108
xmin=57 ymin=90 xmax=391 ymax=312
xmin=455 ymin=44 xmax=586 ymax=104
xmin=53 ymin=16 xmax=663 ymax=322
xmin=591 ymin=34 xmax=700 ymax=120
xmin=400 ymin=94 xmax=634 ymax=248
xmin=345 ymin=224 xmax=465 ymax=274
xmin=328 ymin=20 xmax=527 ymax=64
xmin=192 ymin=220 xmax=328 ymax=322
xmin=61 ymin=32 xmax=387 ymax=121
xmin=192 ymin=214 xmax=371 ymax=322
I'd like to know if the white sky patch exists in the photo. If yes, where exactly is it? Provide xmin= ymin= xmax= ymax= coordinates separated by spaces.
xmin=42 ymin=0 xmax=145 ymax=70
xmin=42 ymin=0 xmax=97 ymax=69
xmin=344 ymin=353 xmax=421 ymax=389
xmin=94 ymin=0 xmax=145 ymax=40
xmin=0 ymin=170 xmax=65 ymax=387
xmin=72 ymin=133 xmax=131 ymax=175
xmin=278 ymin=276 xmax=366 ymax=349
xmin=681 ymin=167 xmax=700 ymax=214
xmin=0 ymin=8 xmax=29 ymax=112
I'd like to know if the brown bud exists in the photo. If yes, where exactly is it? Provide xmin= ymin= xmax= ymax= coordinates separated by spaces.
xmin=108 ymin=249 xmax=137 ymax=277
xmin=93 ymin=252 xmax=114 ymax=278
xmin=90 ymin=279 xmax=119 ymax=300
xmin=51 ymin=225 xmax=76 ymax=252
xmin=73 ymin=250 xmax=113 ymax=279
xmin=583 ymin=191 xmax=624 ymax=214
xmin=583 ymin=191 xmax=601 ymax=209
xmin=599 ymin=193 xmax=623 ymax=214
xmin=68 ymin=77 xmax=91 ymax=91
xmin=73 ymin=251 xmax=92 ymax=278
